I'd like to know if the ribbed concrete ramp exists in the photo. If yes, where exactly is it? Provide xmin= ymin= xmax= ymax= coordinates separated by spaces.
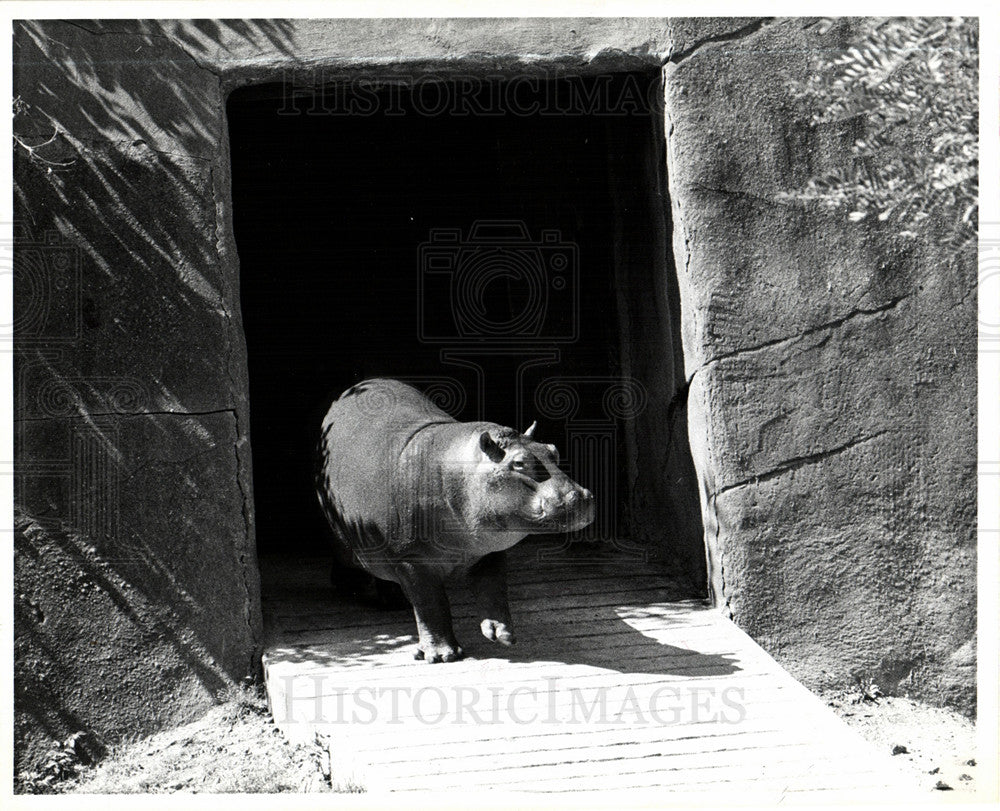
xmin=262 ymin=545 xmax=915 ymax=799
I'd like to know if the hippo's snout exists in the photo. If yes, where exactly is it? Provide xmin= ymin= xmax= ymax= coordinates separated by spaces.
xmin=565 ymin=487 xmax=595 ymax=531
xmin=535 ymin=484 xmax=594 ymax=532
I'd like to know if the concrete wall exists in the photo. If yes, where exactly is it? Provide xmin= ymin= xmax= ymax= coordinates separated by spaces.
xmin=664 ymin=19 xmax=977 ymax=713
xmin=12 ymin=15 xmax=976 ymax=769
xmin=13 ymin=18 xmax=261 ymax=768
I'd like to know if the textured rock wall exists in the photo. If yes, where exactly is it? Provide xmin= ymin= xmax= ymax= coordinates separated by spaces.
xmin=664 ymin=18 xmax=977 ymax=713
xmin=11 ymin=15 xmax=682 ymax=770
xmin=12 ymin=16 xmax=976 ymax=770
xmin=13 ymin=20 xmax=260 ymax=769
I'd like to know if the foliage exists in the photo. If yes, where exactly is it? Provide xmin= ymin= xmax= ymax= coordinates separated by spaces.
xmin=783 ymin=17 xmax=978 ymax=252
xmin=216 ymin=679 xmax=270 ymax=724
xmin=15 ymin=732 xmax=94 ymax=794
xmin=21 ymin=687 xmax=343 ymax=794
xmin=852 ymin=675 xmax=886 ymax=704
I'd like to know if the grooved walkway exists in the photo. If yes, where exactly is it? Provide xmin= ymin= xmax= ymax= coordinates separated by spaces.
xmin=261 ymin=544 xmax=915 ymax=799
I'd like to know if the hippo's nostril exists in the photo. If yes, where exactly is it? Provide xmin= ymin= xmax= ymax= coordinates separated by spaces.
xmin=581 ymin=489 xmax=593 ymax=500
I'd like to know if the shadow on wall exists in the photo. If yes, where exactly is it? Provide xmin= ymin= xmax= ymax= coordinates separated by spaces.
xmin=15 ymin=20 xmax=297 ymax=158
xmin=12 ymin=399 xmax=254 ymax=766
xmin=11 ymin=19 xmax=295 ymax=771
xmin=14 ymin=510 xmax=234 ymax=755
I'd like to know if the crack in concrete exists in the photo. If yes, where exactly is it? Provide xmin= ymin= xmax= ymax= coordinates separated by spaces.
xmin=14 ymin=408 xmax=237 ymax=423
xmin=700 ymin=378 xmax=727 ymax=616
xmin=667 ymin=18 xmax=776 ymax=64
xmin=128 ymin=140 xmax=214 ymax=164
xmin=688 ymin=182 xmax=793 ymax=209
xmin=58 ymin=20 xmax=220 ymax=79
xmin=60 ymin=20 xmax=139 ymax=38
xmin=711 ymin=489 xmax=727 ymax=616
xmin=206 ymin=115 xmax=262 ymax=667
xmin=713 ymin=429 xmax=889 ymax=497
xmin=42 ymin=131 xmax=215 ymax=165
xmin=687 ymin=294 xmax=911 ymax=385
xmin=955 ymin=284 xmax=976 ymax=309
xmin=232 ymin=404 xmax=258 ymax=669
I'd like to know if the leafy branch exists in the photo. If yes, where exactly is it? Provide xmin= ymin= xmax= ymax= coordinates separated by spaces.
xmin=15 ymin=732 xmax=95 ymax=794
xmin=781 ymin=17 xmax=978 ymax=252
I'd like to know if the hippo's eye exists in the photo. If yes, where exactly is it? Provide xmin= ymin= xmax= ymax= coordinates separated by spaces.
xmin=512 ymin=459 xmax=536 ymax=477
xmin=512 ymin=458 xmax=548 ymax=483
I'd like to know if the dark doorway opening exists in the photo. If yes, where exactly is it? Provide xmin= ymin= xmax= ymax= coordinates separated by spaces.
xmin=228 ymin=70 xmax=705 ymax=594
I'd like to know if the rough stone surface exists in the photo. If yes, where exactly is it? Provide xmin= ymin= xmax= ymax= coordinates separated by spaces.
xmin=14 ymin=411 xmax=255 ymax=768
xmin=665 ymin=18 xmax=976 ymax=714
xmin=14 ymin=19 xmax=260 ymax=771
xmin=12 ymin=17 xmax=685 ymax=770
xmin=12 ymin=15 xmax=976 ymax=772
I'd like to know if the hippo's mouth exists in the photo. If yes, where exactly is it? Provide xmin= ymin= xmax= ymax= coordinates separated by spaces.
xmin=555 ymin=508 xmax=595 ymax=533
xmin=526 ymin=500 xmax=595 ymax=533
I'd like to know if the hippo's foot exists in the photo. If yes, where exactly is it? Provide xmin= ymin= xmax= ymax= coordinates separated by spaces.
xmin=414 ymin=640 xmax=464 ymax=664
xmin=480 ymin=619 xmax=516 ymax=646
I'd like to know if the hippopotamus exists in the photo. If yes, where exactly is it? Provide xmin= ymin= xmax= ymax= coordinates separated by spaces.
xmin=315 ymin=378 xmax=595 ymax=663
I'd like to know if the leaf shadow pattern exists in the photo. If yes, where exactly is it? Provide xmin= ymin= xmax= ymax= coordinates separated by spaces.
xmin=13 ymin=20 xmax=301 ymax=771
xmin=263 ymin=554 xmax=741 ymax=679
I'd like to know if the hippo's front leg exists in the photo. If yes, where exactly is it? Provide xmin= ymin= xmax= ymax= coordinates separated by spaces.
xmin=393 ymin=562 xmax=463 ymax=663
xmin=468 ymin=551 xmax=515 ymax=646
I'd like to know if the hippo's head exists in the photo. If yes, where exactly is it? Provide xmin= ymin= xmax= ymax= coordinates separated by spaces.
xmin=470 ymin=422 xmax=595 ymax=535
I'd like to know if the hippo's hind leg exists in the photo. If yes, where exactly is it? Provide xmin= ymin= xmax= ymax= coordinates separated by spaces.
xmin=329 ymin=564 xmax=409 ymax=610
xmin=373 ymin=578 xmax=409 ymax=610
xmin=393 ymin=562 xmax=463 ymax=663
xmin=469 ymin=551 xmax=515 ymax=646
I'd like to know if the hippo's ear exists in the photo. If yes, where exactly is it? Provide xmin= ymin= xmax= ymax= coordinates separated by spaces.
xmin=478 ymin=431 xmax=505 ymax=463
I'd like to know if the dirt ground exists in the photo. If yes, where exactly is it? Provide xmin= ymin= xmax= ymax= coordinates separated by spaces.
xmin=17 ymin=685 xmax=339 ymax=794
xmin=17 ymin=681 xmax=981 ymax=796
xmin=822 ymin=687 xmax=980 ymax=799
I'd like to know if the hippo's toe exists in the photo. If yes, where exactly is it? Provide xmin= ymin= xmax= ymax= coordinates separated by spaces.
xmin=481 ymin=618 xmax=516 ymax=646
xmin=414 ymin=641 xmax=464 ymax=663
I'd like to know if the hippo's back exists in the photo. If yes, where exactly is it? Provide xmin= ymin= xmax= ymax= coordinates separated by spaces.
xmin=315 ymin=379 xmax=456 ymax=564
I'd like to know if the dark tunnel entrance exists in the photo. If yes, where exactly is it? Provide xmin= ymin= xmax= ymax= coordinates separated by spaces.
xmin=227 ymin=70 xmax=706 ymax=595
